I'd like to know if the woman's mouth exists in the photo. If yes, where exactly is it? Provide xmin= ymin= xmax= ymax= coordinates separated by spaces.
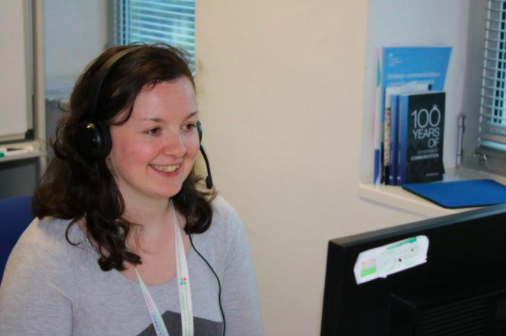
xmin=150 ymin=164 xmax=181 ymax=173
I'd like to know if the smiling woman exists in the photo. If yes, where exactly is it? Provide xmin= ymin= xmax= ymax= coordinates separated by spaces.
xmin=0 ymin=44 xmax=265 ymax=336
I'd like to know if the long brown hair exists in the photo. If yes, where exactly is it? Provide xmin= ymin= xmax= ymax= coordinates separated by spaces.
xmin=33 ymin=44 xmax=216 ymax=271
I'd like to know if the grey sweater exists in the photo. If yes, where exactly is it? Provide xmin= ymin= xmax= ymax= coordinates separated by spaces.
xmin=0 ymin=197 xmax=264 ymax=336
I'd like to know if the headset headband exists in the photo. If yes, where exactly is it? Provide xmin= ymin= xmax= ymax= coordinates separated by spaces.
xmin=88 ymin=47 xmax=140 ymax=120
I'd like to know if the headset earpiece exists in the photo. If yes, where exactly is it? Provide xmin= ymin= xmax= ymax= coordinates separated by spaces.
xmin=75 ymin=120 xmax=112 ymax=160
xmin=75 ymin=48 xmax=138 ymax=161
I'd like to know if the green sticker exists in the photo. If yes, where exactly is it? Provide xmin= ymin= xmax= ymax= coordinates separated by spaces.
xmin=387 ymin=237 xmax=416 ymax=250
xmin=361 ymin=267 xmax=377 ymax=277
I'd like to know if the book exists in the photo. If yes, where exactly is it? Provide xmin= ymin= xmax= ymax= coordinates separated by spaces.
xmin=386 ymin=83 xmax=431 ymax=185
xmin=389 ymin=92 xmax=399 ymax=185
xmin=398 ymin=91 xmax=445 ymax=185
xmin=383 ymin=90 xmax=393 ymax=184
xmin=373 ymin=48 xmax=384 ymax=185
xmin=372 ymin=47 xmax=451 ymax=185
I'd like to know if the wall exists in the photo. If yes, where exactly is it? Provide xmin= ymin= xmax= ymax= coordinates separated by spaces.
xmin=44 ymin=0 xmax=107 ymax=88
xmin=44 ymin=0 xmax=108 ymax=153
xmin=194 ymin=0 xmax=461 ymax=334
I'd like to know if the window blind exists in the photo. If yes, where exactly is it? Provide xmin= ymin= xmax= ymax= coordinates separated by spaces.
xmin=113 ymin=0 xmax=195 ymax=64
xmin=479 ymin=0 xmax=506 ymax=157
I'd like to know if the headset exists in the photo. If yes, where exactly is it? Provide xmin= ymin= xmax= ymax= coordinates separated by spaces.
xmin=75 ymin=47 xmax=214 ymax=189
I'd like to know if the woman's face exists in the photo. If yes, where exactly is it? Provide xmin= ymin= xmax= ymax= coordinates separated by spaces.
xmin=107 ymin=77 xmax=200 ymax=204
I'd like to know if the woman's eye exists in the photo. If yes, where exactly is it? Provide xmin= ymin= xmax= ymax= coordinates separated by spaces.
xmin=183 ymin=123 xmax=197 ymax=131
xmin=145 ymin=127 xmax=162 ymax=135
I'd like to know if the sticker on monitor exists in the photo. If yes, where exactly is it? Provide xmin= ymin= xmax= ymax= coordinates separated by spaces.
xmin=354 ymin=235 xmax=429 ymax=285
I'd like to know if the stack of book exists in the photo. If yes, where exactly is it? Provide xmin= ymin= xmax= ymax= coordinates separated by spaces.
xmin=372 ymin=47 xmax=452 ymax=186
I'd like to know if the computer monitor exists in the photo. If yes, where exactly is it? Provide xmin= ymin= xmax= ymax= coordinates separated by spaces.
xmin=321 ymin=203 xmax=506 ymax=336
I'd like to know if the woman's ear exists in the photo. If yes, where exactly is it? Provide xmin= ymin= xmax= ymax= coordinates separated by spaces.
xmin=105 ymin=155 xmax=114 ymax=173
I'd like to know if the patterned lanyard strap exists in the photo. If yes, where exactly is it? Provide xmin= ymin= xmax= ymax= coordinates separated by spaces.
xmin=135 ymin=205 xmax=194 ymax=336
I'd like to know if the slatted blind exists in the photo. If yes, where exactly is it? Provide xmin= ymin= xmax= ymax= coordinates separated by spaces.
xmin=479 ymin=0 xmax=506 ymax=157
xmin=114 ymin=0 xmax=195 ymax=64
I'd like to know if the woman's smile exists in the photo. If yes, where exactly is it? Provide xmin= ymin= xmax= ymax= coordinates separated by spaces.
xmin=149 ymin=164 xmax=181 ymax=174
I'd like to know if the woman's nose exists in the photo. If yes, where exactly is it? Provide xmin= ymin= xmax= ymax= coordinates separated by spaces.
xmin=162 ymin=131 xmax=186 ymax=157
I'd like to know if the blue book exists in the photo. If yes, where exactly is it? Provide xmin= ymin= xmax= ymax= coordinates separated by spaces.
xmin=388 ymin=84 xmax=431 ymax=186
xmin=382 ymin=47 xmax=451 ymax=94
xmin=374 ymin=47 xmax=451 ymax=185
xmin=398 ymin=91 xmax=445 ymax=185
xmin=389 ymin=93 xmax=399 ymax=185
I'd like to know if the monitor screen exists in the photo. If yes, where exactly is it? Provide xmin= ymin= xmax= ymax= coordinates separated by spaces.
xmin=321 ymin=204 xmax=506 ymax=336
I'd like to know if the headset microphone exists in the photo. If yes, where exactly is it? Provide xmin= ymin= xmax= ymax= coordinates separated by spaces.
xmin=196 ymin=121 xmax=213 ymax=189
xmin=199 ymin=145 xmax=213 ymax=189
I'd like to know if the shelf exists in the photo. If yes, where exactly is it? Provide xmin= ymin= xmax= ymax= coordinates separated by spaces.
xmin=358 ymin=167 xmax=506 ymax=218
xmin=0 ymin=141 xmax=46 ymax=164
xmin=0 ymin=150 xmax=46 ymax=164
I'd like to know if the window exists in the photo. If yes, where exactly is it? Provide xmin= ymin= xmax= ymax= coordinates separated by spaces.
xmin=477 ymin=0 xmax=506 ymax=167
xmin=112 ymin=0 xmax=195 ymax=64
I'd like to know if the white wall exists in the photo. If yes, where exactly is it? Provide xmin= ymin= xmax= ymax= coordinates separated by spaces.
xmin=44 ymin=0 xmax=107 ymax=79
xmin=44 ymin=0 xmax=108 ymax=99
xmin=43 ymin=0 xmax=108 ymax=152
xmin=194 ymin=1 xmax=448 ymax=334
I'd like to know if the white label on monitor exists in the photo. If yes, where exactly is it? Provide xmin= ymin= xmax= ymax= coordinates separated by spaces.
xmin=353 ymin=235 xmax=429 ymax=285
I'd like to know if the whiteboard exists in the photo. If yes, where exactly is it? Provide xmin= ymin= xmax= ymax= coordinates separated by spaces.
xmin=0 ymin=0 xmax=31 ymax=142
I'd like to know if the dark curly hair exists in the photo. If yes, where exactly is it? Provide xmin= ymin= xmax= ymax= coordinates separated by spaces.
xmin=33 ymin=44 xmax=216 ymax=272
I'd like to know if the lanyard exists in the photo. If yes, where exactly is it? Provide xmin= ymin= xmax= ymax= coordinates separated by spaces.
xmin=135 ymin=206 xmax=194 ymax=336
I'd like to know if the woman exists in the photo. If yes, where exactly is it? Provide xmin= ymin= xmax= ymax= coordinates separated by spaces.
xmin=0 ymin=44 xmax=264 ymax=336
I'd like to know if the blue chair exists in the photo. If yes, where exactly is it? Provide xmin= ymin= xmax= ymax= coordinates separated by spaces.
xmin=0 ymin=196 xmax=34 ymax=285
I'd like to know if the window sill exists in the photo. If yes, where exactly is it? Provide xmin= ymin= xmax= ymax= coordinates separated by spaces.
xmin=0 ymin=150 xmax=46 ymax=163
xmin=0 ymin=142 xmax=46 ymax=164
xmin=358 ymin=167 xmax=506 ymax=218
